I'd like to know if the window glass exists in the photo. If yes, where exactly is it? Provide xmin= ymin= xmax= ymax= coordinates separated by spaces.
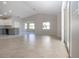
xmin=25 ymin=23 xmax=27 ymax=29
xmin=42 ymin=22 xmax=50 ymax=30
xmin=29 ymin=23 xmax=35 ymax=29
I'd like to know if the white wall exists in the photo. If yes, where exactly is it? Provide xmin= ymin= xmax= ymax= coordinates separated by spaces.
xmin=23 ymin=14 xmax=60 ymax=36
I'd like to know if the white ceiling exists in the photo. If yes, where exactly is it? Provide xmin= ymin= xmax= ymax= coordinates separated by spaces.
xmin=0 ymin=1 xmax=62 ymax=18
xmin=26 ymin=1 xmax=62 ymax=15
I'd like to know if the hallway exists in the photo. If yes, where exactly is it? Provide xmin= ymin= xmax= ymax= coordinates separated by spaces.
xmin=0 ymin=34 xmax=68 ymax=58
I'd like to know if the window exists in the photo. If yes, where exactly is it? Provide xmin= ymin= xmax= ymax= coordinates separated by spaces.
xmin=29 ymin=23 xmax=35 ymax=29
xmin=42 ymin=22 xmax=50 ymax=30
xmin=25 ymin=23 xmax=27 ymax=29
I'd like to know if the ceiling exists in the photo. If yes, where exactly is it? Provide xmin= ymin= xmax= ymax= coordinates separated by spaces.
xmin=0 ymin=1 xmax=62 ymax=18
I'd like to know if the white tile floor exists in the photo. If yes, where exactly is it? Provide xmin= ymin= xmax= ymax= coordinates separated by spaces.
xmin=0 ymin=34 xmax=68 ymax=58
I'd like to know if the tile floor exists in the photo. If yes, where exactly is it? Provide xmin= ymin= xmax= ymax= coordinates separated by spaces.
xmin=0 ymin=34 xmax=68 ymax=58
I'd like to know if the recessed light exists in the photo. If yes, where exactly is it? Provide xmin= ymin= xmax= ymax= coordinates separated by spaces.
xmin=3 ymin=1 xmax=7 ymax=5
xmin=9 ymin=10 xmax=12 ymax=13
